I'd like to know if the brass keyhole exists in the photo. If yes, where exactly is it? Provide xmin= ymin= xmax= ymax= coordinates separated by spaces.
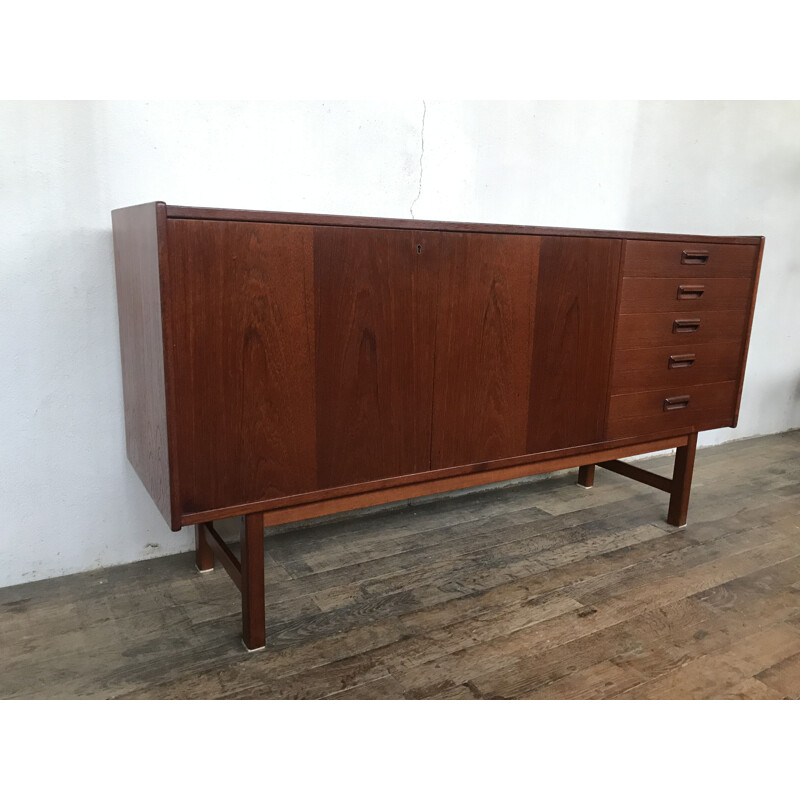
xmin=417 ymin=244 xmax=422 ymax=254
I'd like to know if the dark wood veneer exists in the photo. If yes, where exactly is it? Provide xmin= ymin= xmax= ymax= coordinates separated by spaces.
xmin=732 ymin=238 xmax=766 ymax=426
xmin=177 ymin=429 xmax=698 ymax=526
xmin=619 ymin=277 xmax=755 ymax=314
xmin=112 ymin=203 xmax=763 ymax=649
xmin=166 ymin=220 xmax=318 ymax=514
xmin=111 ymin=202 xmax=172 ymax=525
xmin=166 ymin=204 xmax=762 ymax=245
xmin=609 ymin=380 xmax=738 ymax=423
xmin=431 ymin=232 xmax=539 ymax=468
xmin=615 ymin=310 xmax=750 ymax=350
xmin=612 ymin=341 xmax=743 ymax=393
xmin=527 ymin=237 xmax=622 ymax=453
xmin=622 ymin=239 xmax=760 ymax=277
xmin=314 ymin=226 xmax=438 ymax=488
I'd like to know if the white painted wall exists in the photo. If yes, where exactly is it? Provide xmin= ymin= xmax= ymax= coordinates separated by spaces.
xmin=1 ymin=100 xmax=798 ymax=588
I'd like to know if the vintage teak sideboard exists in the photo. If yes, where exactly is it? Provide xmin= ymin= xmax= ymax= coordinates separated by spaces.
xmin=111 ymin=202 xmax=764 ymax=650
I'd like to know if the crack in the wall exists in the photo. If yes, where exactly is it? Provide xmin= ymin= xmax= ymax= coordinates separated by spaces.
xmin=410 ymin=100 xmax=426 ymax=219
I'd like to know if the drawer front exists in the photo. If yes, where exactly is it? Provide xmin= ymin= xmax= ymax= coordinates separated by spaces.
xmin=615 ymin=309 xmax=748 ymax=350
xmin=611 ymin=341 xmax=743 ymax=394
xmin=607 ymin=381 xmax=738 ymax=439
xmin=623 ymin=240 xmax=759 ymax=278
xmin=619 ymin=276 xmax=753 ymax=314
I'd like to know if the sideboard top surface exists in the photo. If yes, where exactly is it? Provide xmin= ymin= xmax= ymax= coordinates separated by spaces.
xmin=136 ymin=202 xmax=764 ymax=245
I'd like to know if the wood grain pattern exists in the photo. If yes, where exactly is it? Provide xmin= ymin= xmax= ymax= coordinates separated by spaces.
xmin=179 ymin=431 xmax=691 ymax=527
xmin=606 ymin=410 xmax=735 ymax=441
xmin=200 ymin=522 xmax=242 ymax=590
xmin=668 ymin=431 xmax=697 ymax=526
xmin=165 ymin=205 xmax=763 ymax=246
xmin=614 ymin=309 xmax=749 ymax=349
xmin=609 ymin=381 xmax=738 ymax=421
xmin=597 ymin=459 xmax=672 ymax=493
xmin=622 ymin=239 xmax=760 ymax=278
xmin=527 ymin=236 xmax=622 ymax=453
xmin=732 ymin=237 xmax=766 ymax=426
xmin=619 ymin=276 xmax=754 ymax=314
xmin=431 ymin=233 xmax=540 ymax=468
xmin=111 ymin=202 xmax=173 ymax=527
xmin=260 ymin=433 xmax=689 ymax=527
xmin=241 ymin=512 xmax=266 ymax=651
xmin=195 ymin=525 xmax=215 ymax=572
xmin=113 ymin=204 xmax=762 ymax=538
xmin=607 ymin=381 xmax=738 ymax=439
xmin=109 ymin=206 xmax=765 ymax=658
xmin=314 ymin=226 xmax=438 ymax=488
xmin=577 ymin=464 xmax=595 ymax=488
xmin=611 ymin=341 xmax=743 ymax=394
xmin=166 ymin=220 xmax=318 ymax=514
xmin=3 ymin=430 xmax=798 ymax=699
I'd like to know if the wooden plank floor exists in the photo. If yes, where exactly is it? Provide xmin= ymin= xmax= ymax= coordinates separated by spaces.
xmin=2 ymin=431 xmax=800 ymax=700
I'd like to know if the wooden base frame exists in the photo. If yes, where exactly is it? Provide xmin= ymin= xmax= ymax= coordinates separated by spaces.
xmin=579 ymin=431 xmax=698 ymax=526
xmin=195 ymin=433 xmax=699 ymax=650
xmin=195 ymin=516 xmax=265 ymax=651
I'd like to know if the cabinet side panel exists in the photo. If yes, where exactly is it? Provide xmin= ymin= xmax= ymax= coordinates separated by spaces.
xmin=314 ymin=226 xmax=438 ymax=488
xmin=732 ymin=237 xmax=765 ymax=426
xmin=527 ymin=237 xmax=622 ymax=453
xmin=112 ymin=202 xmax=172 ymax=525
xmin=167 ymin=220 xmax=317 ymax=513
xmin=431 ymin=233 xmax=540 ymax=468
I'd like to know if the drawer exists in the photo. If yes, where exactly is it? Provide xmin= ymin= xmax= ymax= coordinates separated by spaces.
xmin=619 ymin=277 xmax=753 ymax=314
xmin=606 ymin=381 xmax=738 ymax=439
xmin=623 ymin=240 xmax=759 ymax=278
xmin=615 ymin=309 xmax=748 ymax=350
xmin=611 ymin=341 xmax=743 ymax=393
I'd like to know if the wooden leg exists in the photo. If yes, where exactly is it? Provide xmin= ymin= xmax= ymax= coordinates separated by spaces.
xmin=667 ymin=431 xmax=698 ymax=527
xmin=240 ymin=512 xmax=266 ymax=651
xmin=578 ymin=464 xmax=595 ymax=488
xmin=195 ymin=524 xmax=214 ymax=572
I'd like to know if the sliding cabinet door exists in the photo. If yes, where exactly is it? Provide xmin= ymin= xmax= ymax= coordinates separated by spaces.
xmin=431 ymin=233 xmax=540 ymax=469
xmin=166 ymin=219 xmax=318 ymax=514
xmin=314 ymin=226 xmax=439 ymax=488
xmin=527 ymin=236 xmax=622 ymax=453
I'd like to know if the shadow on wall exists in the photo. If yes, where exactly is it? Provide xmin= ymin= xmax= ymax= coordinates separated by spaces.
xmin=731 ymin=372 xmax=800 ymax=440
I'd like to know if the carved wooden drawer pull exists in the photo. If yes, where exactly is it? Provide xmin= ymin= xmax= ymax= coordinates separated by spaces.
xmin=673 ymin=318 xmax=701 ymax=334
xmin=677 ymin=284 xmax=705 ymax=299
xmin=681 ymin=250 xmax=710 ymax=265
xmin=668 ymin=353 xmax=696 ymax=369
xmin=664 ymin=395 xmax=691 ymax=411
